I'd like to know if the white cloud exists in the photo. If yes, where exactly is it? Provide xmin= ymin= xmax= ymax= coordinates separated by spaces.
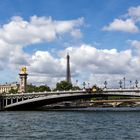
xmin=70 ymin=29 xmax=83 ymax=38
xmin=64 ymin=44 xmax=132 ymax=75
xmin=103 ymin=19 xmax=139 ymax=33
xmin=0 ymin=40 xmax=137 ymax=88
xmin=0 ymin=15 xmax=84 ymax=74
xmin=127 ymin=40 xmax=140 ymax=57
xmin=26 ymin=44 xmax=140 ymax=88
xmin=1 ymin=15 xmax=140 ymax=88
xmin=0 ymin=16 xmax=84 ymax=45
xmin=29 ymin=51 xmax=65 ymax=77
xmin=127 ymin=5 xmax=140 ymax=21
xmin=103 ymin=5 xmax=140 ymax=33
xmin=128 ymin=40 xmax=140 ymax=48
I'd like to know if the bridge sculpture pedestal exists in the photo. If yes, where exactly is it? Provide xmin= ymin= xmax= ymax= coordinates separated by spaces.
xmin=19 ymin=67 xmax=28 ymax=93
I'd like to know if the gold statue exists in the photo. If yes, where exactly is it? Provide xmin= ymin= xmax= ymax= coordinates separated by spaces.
xmin=20 ymin=66 xmax=27 ymax=74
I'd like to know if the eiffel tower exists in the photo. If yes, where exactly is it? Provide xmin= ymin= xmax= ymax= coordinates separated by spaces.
xmin=66 ymin=53 xmax=71 ymax=83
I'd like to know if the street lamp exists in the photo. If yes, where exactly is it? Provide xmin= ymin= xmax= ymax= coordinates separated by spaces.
xmin=104 ymin=81 xmax=107 ymax=89
xmin=76 ymin=80 xmax=78 ymax=86
xmin=88 ymin=82 xmax=90 ymax=88
xmin=130 ymin=80 xmax=132 ymax=89
xmin=119 ymin=80 xmax=122 ymax=88
xmin=135 ymin=80 xmax=138 ymax=88
xmin=123 ymin=77 xmax=125 ymax=89
xmin=83 ymin=82 xmax=86 ymax=89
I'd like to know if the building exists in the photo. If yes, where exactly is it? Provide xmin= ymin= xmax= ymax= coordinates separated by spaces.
xmin=0 ymin=83 xmax=19 ymax=94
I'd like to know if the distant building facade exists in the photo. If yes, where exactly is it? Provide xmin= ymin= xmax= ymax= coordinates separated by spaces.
xmin=0 ymin=83 xmax=19 ymax=93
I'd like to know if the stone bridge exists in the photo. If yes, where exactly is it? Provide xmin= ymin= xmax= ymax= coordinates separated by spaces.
xmin=1 ymin=88 xmax=140 ymax=110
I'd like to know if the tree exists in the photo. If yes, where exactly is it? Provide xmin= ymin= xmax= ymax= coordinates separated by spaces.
xmin=72 ymin=86 xmax=81 ymax=90
xmin=55 ymin=81 xmax=73 ymax=91
xmin=26 ymin=84 xmax=36 ymax=92
xmin=9 ymin=88 xmax=18 ymax=94
xmin=37 ymin=85 xmax=51 ymax=92
xmin=26 ymin=84 xmax=51 ymax=93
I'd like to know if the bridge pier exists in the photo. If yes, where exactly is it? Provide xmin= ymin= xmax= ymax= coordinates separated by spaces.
xmin=0 ymin=96 xmax=4 ymax=111
xmin=5 ymin=98 xmax=7 ymax=106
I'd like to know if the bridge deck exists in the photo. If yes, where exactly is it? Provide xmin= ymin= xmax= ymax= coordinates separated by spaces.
xmin=1 ymin=88 xmax=140 ymax=110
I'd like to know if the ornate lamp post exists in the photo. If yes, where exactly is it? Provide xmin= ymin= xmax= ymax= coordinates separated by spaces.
xmin=130 ymin=80 xmax=132 ymax=89
xmin=135 ymin=80 xmax=138 ymax=88
xmin=88 ymin=82 xmax=90 ymax=88
xmin=83 ymin=82 xmax=86 ymax=89
xmin=119 ymin=80 xmax=122 ymax=89
xmin=104 ymin=81 xmax=107 ymax=89
xmin=76 ymin=80 xmax=78 ymax=86
xmin=123 ymin=77 xmax=125 ymax=89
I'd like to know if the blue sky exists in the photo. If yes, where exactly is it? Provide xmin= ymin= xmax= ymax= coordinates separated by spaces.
xmin=0 ymin=0 xmax=139 ymax=50
xmin=0 ymin=0 xmax=140 ymax=88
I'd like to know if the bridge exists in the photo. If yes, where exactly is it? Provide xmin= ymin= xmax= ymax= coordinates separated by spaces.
xmin=1 ymin=88 xmax=140 ymax=111
xmin=89 ymin=99 xmax=140 ymax=107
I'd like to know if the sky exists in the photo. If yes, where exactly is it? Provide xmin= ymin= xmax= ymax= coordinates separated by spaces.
xmin=0 ymin=0 xmax=140 ymax=88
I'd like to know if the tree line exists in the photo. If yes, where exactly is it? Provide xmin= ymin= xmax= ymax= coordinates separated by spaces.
xmin=26 ymin=80 xmax=81 ymax=92
xmin=9 ymin=80 xmax=81 ymax=93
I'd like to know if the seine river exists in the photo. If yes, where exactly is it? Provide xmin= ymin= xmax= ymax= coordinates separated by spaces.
xmin=1 ymin=107 xmax=140 ymax=140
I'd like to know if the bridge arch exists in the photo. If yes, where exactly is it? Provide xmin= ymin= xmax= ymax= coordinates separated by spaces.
xmin=3 ymin=88 xmax=140 ymax=110
xmin=4 ymin=93 xmax=98 ymax=110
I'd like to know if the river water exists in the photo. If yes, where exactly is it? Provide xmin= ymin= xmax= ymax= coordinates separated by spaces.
xmin=1 ymin=107 xmax=140 ymax=140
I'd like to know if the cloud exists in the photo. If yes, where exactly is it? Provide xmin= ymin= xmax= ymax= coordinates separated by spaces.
xmin=64 ymin=44 xmax=132 ymax=75
xmin=103 ymin=5 xmax=140 ymax=33
xmin=127 ymin=40 xmax=140 ymax=56
xmin=127 ymin=5 xmax=140 ymax=21
xmin=70 ymin=29 xmax=83 ymax=38
xmin=0 ymin=16 xmax=84 ymax=45
xmin=0 ymin=15 xmax=84 ymax=73
xmin=128 ymin=40 xmax=140 ymax=48
xmin=0 ymin=15 xmax=140 ymax=88
xmin=103 ymin=19 xmax=139 ymax=33
xmin=27 ymin=44 xmax=140 ymax=88
xmin=29 ymin=51 xmax=66 ymax=77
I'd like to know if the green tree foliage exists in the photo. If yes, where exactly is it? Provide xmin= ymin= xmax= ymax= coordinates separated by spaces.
xmin=54 ymin=81 xmax=73 ymax=91
xmin=9 ymin=88 xmax=18 ymax=94
xmin=26 ymin=81 xmax=81 ymax=92
xmin=72 ymin=86 xmax=81 ymax=90
xmin=26 ymin=84 xmax=51 ymax=93
xmin=36 ymin=85 xmax=51 ymax=92
xmin=26 ymin=84 xmax=36 ymax=93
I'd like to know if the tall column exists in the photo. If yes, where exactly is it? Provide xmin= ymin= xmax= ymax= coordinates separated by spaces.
xmin=19 ymin=67 xmax=28 ymax=93
xmin=66 ymin=53 xmax=71 ymax=83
